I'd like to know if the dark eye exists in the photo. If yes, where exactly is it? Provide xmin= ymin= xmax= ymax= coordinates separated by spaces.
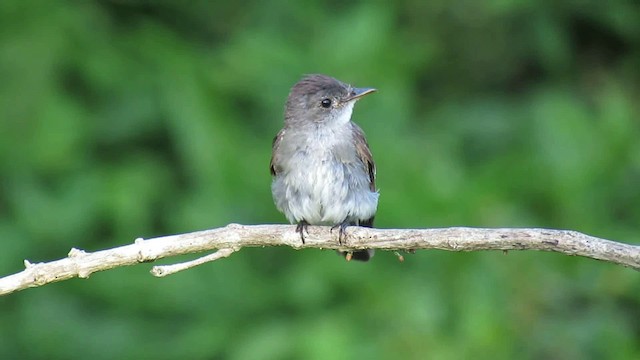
xmin=320 ymin=98 xmax=332 ymax=108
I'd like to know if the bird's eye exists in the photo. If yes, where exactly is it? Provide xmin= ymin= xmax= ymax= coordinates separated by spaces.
xmin=320 ymin=99 xmax=332 ymax=108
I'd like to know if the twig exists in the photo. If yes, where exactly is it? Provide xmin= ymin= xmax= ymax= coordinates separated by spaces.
xmin=0 ymin=224 xmax=638 ymax=296
xmin=151 ymin=248 xmax=237 ymax=277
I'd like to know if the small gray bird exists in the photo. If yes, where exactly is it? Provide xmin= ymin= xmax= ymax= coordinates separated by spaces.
xmin=270 ymin=74 xmax=378 ymax=261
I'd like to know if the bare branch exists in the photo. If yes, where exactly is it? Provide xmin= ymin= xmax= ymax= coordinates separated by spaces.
xmin=151 ymin=248 xmax=237 ymax=277
xmin=0 ymin=224 xmax=638 ymax=295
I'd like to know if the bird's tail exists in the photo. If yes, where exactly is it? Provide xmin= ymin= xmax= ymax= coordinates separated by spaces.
xmin=339 ymin=217 xmax=375 ymax=262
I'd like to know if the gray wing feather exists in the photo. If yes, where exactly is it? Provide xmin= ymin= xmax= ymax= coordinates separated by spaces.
xmin=270 ymin=129 xmax=286 ymax=176
xmin=352 ymin=123 xmax=376 ymax=192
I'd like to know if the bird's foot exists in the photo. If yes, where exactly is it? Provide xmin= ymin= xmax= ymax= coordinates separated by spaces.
xmin=330 ymin=221 xmax=350 ymax=245
xmin=296 ymin=220 xmax=309 ymax=244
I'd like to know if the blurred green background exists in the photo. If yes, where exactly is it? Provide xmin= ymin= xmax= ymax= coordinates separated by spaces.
xmin=1 ymin=1 xmax=639 ymax=359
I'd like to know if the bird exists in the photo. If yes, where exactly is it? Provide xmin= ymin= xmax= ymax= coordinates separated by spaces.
xmin=270 ymin=74 xmax=378 ymax=261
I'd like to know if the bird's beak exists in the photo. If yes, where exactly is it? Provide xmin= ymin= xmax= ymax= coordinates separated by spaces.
xmin=344 ymin=87 xmax=377 ymax=102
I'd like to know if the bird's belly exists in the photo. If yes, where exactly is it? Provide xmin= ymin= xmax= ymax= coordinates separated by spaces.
xmin=273 ymin=156 xmax=378 ymax=225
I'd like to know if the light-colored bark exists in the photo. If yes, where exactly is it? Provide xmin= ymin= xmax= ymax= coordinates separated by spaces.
xmin=1 ymin=224 xmax=638 ymax=295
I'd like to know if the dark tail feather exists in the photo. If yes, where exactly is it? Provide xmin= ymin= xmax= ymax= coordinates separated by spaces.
xmin=339 ymin=217 xmax=375 ymax=262
xmin=341 ymin=249 xmax=374 ymax=261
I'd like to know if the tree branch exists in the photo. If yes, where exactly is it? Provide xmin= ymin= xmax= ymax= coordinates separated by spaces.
xmin=1 ymin=224 xmax=638 ymax=295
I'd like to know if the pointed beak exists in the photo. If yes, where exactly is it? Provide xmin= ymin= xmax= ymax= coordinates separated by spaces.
xmin=344 ymin=87 xmax=377 ymax=102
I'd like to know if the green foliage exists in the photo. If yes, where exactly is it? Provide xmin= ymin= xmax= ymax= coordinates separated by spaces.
xmin=1 ymin=1 xmax=639 ymax=358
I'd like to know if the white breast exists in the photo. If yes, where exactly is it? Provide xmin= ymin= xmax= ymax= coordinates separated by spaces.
xmin=272 ymin=116 xmax=378 ymax=225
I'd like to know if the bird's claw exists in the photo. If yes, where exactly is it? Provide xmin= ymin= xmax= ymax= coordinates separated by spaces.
xmin=296 ymin=220 xmax=309 ymax=244
xmin=330 ymin=221 xmax=350 ymax=245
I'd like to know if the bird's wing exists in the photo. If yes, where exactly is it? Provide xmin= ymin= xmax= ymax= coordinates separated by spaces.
xmin=352 ymin=123 xmax=376 ymax=192
xmin=270 ymin=128 xmax=286 ymax=176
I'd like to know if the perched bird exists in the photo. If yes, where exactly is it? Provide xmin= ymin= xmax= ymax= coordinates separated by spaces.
xmin=270 ymin=74 xmax=378 ymax=261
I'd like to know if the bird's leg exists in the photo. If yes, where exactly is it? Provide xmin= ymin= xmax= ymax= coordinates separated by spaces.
xmin=330 ymin=220 xmax=350 ymax=245
xmin=296 ymin=220 xmax=309 ymax=244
